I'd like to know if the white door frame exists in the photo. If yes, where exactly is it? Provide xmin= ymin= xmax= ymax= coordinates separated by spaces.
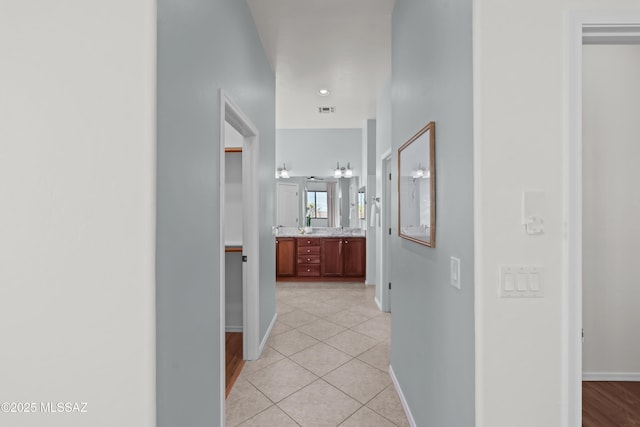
xmin=378 ymin=148 xmax=392 ymax=312
xmin=219 ymin=90 xmax=261 ymax=423
xmin=276 ymin=182 xmax=300 ymax=227
xmin=564 ymin=12 xmax=640 ymax=427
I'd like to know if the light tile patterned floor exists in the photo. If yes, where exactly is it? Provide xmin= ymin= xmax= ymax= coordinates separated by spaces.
xmin=226 ymin=282 xmax=410 ymax=426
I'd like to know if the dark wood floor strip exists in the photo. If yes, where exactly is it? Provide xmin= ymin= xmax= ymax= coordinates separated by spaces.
xmin=225 ymin=332 xmax=244 ymax=399
xmin=583 ymin=381 xmax=640 ymax=427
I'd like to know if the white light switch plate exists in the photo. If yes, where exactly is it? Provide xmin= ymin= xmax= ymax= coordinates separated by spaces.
xmin=522 ymin=191 xmax=545 ymax=235
xmin=499 ymin=265 xmax=543 ymax=298
xmin=450 ymin=257 xmax=461 ymax=290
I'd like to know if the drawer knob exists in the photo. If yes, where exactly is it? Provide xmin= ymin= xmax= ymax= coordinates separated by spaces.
xmin=307 ymin=258 xmax=310 ymax=261
xmin=307 ymin=269 xmax=310 ymax=272
xmin=307 ymin=240 xmax=311 ymax=244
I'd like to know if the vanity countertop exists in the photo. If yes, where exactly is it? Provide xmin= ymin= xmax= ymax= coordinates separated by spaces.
xmin=275 ymin=227 xmax=365 ymax=238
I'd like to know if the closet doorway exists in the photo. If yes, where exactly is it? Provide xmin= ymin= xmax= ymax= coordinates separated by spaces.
xmin=565 ymin=14 xmax=640 ymax=426
xmin=219 ymin=90 xmax=261 ymax=406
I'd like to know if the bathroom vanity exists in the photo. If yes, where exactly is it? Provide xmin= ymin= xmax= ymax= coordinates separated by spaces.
xmin=276 ymin=230 xmax=365 ymax=281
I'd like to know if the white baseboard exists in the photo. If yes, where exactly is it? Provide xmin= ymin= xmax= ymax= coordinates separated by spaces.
xmin=258 ymin=312 xmax=277 ymax=356
xmin=225 ymin=325 xmax=243 ymax=333
xmin=389 ymin=365 xmax=417 ymax=427
xmin=374 ymin=296 xmax=382 ymax=311
xmin=583 ymin=372 xmax=640 ymax=381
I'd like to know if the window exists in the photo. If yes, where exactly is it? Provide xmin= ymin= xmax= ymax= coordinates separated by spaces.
xmin=358 ymin=191 xmax=366 ymax=220
xmin=307 ymin=191 xmax=328 ymax=218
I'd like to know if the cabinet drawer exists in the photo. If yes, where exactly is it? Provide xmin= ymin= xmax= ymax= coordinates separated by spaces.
xmin=298 ymin=246 xmax=320 ymax=255
xmin=297 ymin=238 xmax=320 ymax=247
xmin=297 ymin=255 xmax=320 ymax=264
xmin=297 ymin=264 xmax=320 ymax=276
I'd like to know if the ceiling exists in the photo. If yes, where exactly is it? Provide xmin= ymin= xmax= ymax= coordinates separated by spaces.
xmin=246 ymin=0 xmax=395 ymax=129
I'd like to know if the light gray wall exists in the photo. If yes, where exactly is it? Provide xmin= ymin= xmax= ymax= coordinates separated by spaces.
xmin=276 ymin=128 xmax=362 ymax=177
xmin=390 ymin=1 xmax=474 ymax=425
xmin=225 ymin=252 xmax=243 ymax=330
xmin=225 ymin=150 xmax=243 ymax=245
xmin=225 ymin=149 xmax=243 ymax=331
xmin=156 ymin=1 xmax=275 ymax=425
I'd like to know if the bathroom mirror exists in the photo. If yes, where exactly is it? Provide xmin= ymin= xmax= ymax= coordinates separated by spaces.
xmin=276 ymin=176 xmax=360 ymax=228
xmin=398 ymin=121 xmax=435 ymax=247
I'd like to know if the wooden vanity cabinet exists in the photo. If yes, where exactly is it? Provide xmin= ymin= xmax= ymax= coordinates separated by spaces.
xmin=275 ymin=237 xmax=296 ymax=277
xmin=297 ymin=238 xmax=321 ymax=277
xmin=276 ymin=236 xmax=365 ymax=281
xmin=320 ymin=238 xmax=343 ymax=277
xmin=342 ymin=237 xmax=366 ymax=277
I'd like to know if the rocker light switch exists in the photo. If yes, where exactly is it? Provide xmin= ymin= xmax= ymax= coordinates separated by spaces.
xmin=529 ymin=270 xmax=541 ymax=291
xmin=450 ymin=257 xmax=461 ymax=290
xmin=500 ymin=265 xmax=544 ymax=298
xmin=517 ymin=272 xmax=527 ymax=291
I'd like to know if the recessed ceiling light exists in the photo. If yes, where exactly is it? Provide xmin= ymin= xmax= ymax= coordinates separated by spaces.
xmin=318 ymin=89 xmax=330 ymax=96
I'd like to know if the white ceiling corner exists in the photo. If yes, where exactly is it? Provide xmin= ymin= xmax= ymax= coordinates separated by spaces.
xmin=247 ymin=0 xmax=395 ymax=129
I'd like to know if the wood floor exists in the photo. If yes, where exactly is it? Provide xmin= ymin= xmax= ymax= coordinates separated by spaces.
xmin=583 ymin=381 xmax=640 ymax=426
xmin=225 ymin=332 xmax=244 ymax=398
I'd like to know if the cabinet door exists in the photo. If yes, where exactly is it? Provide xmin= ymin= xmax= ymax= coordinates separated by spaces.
xmin=343 ymin=238 xmax=365 ymax=277
xmin=276 ymin=238 xmax=296 ymax=277
xmin=320 ymin=238 xmax=343 ymax=277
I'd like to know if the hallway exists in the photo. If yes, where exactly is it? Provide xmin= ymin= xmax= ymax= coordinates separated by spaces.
xmin=225 ymin=282 xmax=408 ymax=426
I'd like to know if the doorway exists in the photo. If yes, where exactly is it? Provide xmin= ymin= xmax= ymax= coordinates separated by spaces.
xmin=581 ymin=43 xmax=640 ymax=426
xmin=565 ymin=14 xmax=640 ymax=427
xmin=223 ymin=122 xmax=245 ymax=397
xmin=377 ymin=149 xmax=392 ymax=313
xmin=219 ymin=90 xmax=261 ymax=421
xmin=276 ymin=182 xmax=299 ymax=227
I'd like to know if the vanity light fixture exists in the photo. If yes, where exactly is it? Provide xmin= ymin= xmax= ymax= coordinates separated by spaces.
xmin=333 ymin=162 xmax=354 ymax=178
xmin=276 ymin=163 xmax=290 ymax=179
xmin=318 ymin=88 xmax=330 ymax=96
xmin=344 ymin=162 xmax=353 ymax=178
xmin=412 ymin=163 xmax=430 ymax=179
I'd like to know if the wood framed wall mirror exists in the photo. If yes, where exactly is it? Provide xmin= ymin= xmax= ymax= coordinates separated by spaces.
xmin=398 ymin=121 xmax=435 ymax=247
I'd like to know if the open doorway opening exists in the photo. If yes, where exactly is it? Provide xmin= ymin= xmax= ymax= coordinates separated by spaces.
xmin=581 ymin=42 xmax=640 ymax=426
xmin=566 ymin=14 xmax=640 ymax=426
xmin=377 ymin=149 xmax=392 ymax=312
xmin=219 ymin=90 xmax=261 ymax=410
xmin=223 ymin=122 xmax=245 ymax=397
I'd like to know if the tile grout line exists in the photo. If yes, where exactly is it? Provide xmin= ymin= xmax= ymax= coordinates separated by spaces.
xmin=245 ymin=359 xmax=319 ymax=405
xmin=230 ymin=282 xmax=402 ymax=426
xmin=359 ymin=383 xmax=403 ymax=426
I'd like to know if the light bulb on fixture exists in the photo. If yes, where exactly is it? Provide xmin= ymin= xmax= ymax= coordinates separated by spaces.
xmin=318 ymin=88 xmax=330 ymax=96
xmin=344 ymin=163 xmax=353 ymax=178
xmin=332 ymin=162 xmax=353 ymax=178
xmin=412 ymin=163 xmax=429 ymax=179
xmin=276 ymin=163 xmax=290 ymax=179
